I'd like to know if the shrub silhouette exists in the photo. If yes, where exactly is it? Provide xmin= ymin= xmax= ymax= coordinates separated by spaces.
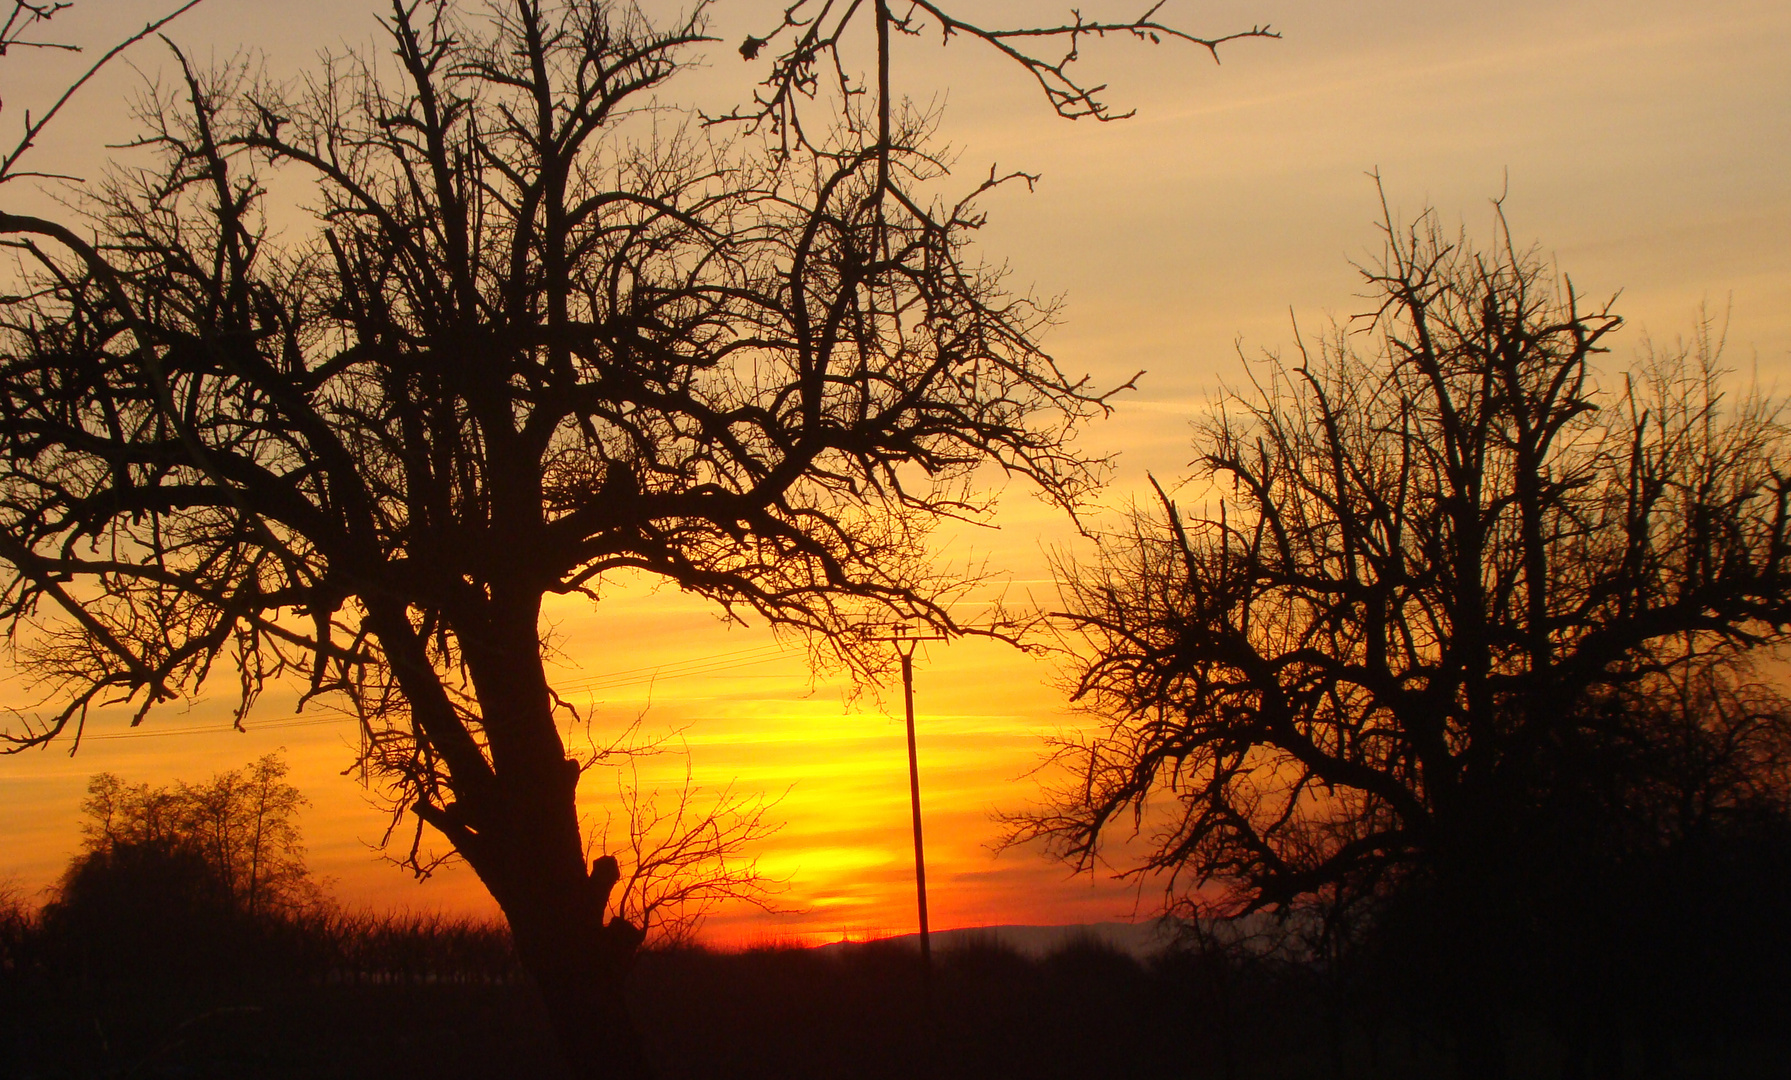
xmin=43 ymin=838 xmax=240 ymax=983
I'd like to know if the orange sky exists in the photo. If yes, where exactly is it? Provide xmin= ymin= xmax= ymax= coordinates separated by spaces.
xmin=2 ymin=0 xmax=1788 ymax=946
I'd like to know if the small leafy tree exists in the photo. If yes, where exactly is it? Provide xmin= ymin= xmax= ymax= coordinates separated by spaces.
xmin=39 ymin=753 xmax=317 ymax=983
xmin=74 ymin=753 xmax=317 ymax=918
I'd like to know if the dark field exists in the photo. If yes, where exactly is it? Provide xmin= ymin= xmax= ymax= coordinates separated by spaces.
xmin=4 ymin=929 xmax=1787 ymax=1080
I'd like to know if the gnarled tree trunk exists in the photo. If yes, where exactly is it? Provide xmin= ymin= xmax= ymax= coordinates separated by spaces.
xmin=397 ymin=606 xmax=653 ymax=1080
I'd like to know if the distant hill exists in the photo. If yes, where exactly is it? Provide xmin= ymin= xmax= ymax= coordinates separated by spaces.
xmin=814 ymin=921 xmax=1175 ymax=959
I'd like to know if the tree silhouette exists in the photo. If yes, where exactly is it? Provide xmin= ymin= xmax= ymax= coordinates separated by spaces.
xmin=0 ymin=2 xmax=1270 ymax=1075
xmin=599 ymin=761 xmax=787 ymax=949
xmin=33 ymin=754 xmax=315 ymax=986
xmin=78 ymin=754 xmax=317 ymax=918
xmin=1022 ymin=191 xmax=1791 ymax=1070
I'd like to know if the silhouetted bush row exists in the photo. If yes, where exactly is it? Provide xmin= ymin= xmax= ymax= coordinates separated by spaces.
xmin=1 ymin=893 xmax=520 ymax=989
xmin=6 ymin=901 xmax=1788 ymax=1077
xmin=9 ymin=746 xmax=1790 ymax=1077
xmin=294 ymin=909 xmax=522 ymax=986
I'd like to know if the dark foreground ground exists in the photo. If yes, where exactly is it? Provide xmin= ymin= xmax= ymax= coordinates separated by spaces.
xmin=2 ymin=936 xmax=1786 ymax=1080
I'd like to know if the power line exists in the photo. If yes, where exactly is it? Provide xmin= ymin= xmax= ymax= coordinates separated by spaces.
xmin=74 ymin=642 xmax=800 ymax=742
xmin=554 ymin=643 xmax=791 ymax=696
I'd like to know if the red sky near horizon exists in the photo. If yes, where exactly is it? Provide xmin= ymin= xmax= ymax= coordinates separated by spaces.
xmin=2 ymin=0 xmax=1787 ymax=947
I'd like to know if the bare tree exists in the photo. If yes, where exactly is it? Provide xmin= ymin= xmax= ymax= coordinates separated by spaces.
xmin=0 ymin=3 xmax=1064 ymax=1075
xmin=1024 ymin=189 xmax=1791 ymax=922
xmin=1019 ymin=193 xmax=1791 ymax=1073
xmin=0 ymin=2 xmax=1272 ymax=1074
xmin=596 ymin=757 xmax=787 ymax=948
xmin=180 ymin=754 xmax=316 ymax=917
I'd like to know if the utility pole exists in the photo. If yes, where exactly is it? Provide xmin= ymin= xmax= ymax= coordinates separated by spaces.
xmin=874 ymin=626 xmax=945 ymax=989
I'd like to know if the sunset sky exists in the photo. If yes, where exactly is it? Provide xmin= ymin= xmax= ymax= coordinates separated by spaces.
xmin=2 ymin=0 xmax=1787 ymax=946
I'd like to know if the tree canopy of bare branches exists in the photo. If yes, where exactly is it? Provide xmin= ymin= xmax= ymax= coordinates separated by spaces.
xmin=0 ymin=2 xmax=76 ymax=58
xmin=0 ymin=0 xmax=1279 ymax=1074
xmin=1025 ymin=192 xmax=1791 ymax=922
xmin=0 ymin=0 xmax=206 ymax=185
xmin=722 ymin=0 xmax=1276 ymax=152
